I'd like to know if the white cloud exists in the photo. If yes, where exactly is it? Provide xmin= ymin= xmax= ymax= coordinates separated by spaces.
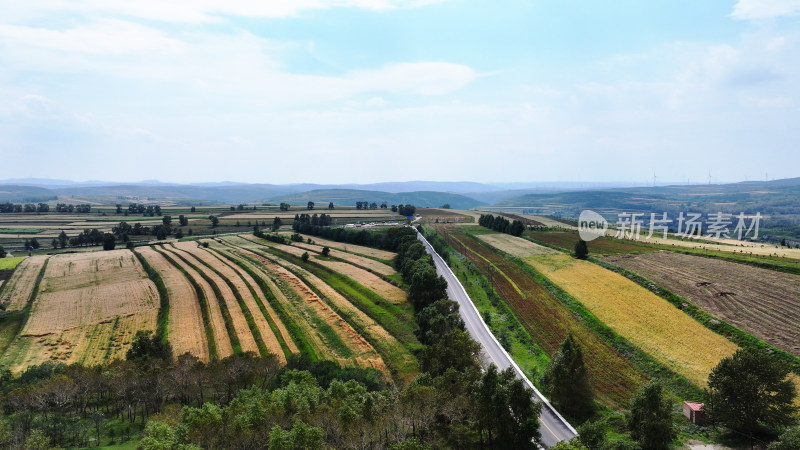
xmin=0 ymin=20 xmax=182 ymax=54
xmin=731 ymin=0 xmax=800 ymax=19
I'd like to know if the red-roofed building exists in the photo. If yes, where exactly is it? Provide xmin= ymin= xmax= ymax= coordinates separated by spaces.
xmin=683 ymin=401 xmax=707 ymax=425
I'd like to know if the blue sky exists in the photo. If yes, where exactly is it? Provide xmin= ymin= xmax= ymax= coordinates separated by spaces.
xmin=0 ymin=0 xmax=798 ymax=184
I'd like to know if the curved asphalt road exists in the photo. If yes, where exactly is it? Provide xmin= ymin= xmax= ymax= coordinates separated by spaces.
xmin=417 ymin=232 xmax=578 ymax=448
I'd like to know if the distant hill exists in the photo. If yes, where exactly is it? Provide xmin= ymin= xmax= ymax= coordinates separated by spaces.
xmin=270 ymin=189 xmax=484 ymax=209
xmin=0 ymin=185 xmax=58 ymax=202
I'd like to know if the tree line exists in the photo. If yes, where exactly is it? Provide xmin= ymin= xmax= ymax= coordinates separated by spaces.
xmin=478 ymin=214 xmax=525 ymax=237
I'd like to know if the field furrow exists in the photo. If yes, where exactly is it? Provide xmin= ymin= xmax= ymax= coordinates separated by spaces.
xmin=154 ymin=246 xmax=233 ymax=358
xmin=0 ymin=255 xmax=49 ymax=311
xmin=136 ymin=246 xmax=209 ymax=362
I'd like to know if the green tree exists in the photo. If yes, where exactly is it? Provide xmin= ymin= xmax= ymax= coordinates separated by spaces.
xmin=328 ymin=202 xmax=334 ymax=210
xmin=208 ymin=215 xmax=219 ymax=227
xmin=126 ymin=330 xmax=172 ymax=361
xmin=574 ymin=239 xmax=589 ymax=259
xmin=272 ymin=216 xmax=282 ymax=231
xmin=268 ymin=421 xmax=324 ymax=450
xmin=162 ymin=215 xmax=172 ymax=226
xmin=628 ymin=380 xmax=674 ymax=450
xmin=705 ymin=347 xmax=798 ymax=434
xmin=768 ymin=427 xmax=800 ymax=450
xmin=301 ymin=252 xmax=309 ymax=263
xmin=0 ymin=245 xmax=5 ymax=258
xmin=29 ymin=238 xmax=40 ymax=249
xmin=473 ymin=365 xmax=542 ymax=448
xmin=307 ymin=201 xmax=315 ymax=210
xmin=321 ymin=247 xmax=330 ymax=257
xmin=58 ymin=230 xmax=68 ymax=248
xmin=420 ymin=329 xmax=481 ymax=377
xmin=102 ymin=233 xmax=116 ymax=250
xmin=542 ymin=334 xmax=594 ymax=419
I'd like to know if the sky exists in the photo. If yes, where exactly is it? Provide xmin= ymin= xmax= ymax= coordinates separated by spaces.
xmin=0 ymin=0 xmax=799 ymax=185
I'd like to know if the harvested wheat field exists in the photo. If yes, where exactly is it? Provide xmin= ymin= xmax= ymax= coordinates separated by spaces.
xmin=527 ymin=253 xmax=739 ymax=387
xmin=605 ymin=252 xmax=800 ymax=357
xmin=290 ymin=233 xmax=397 ymax=261
xmin=475 ymin=233 xmax=560 ymax=258
xmin=162 ymin=244 xmax=259 ymax=355
xmin=314 ymin=259 xmax=406 ymax=303
xmin=0 ymin=251 xmax=159 ymax=372
xmin=154 ymin=246 xmax=234 ymax=359
xmin=136 ymin=246 xmax=209 ymax=361
xmin=0 ymin=255 xmax=49 ymax=311
xmin=176 ymin=241 xmax=285 ymax=361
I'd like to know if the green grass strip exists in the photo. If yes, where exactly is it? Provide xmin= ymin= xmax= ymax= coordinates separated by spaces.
xmin=101 ymin=316 xmax=121 ymax=362
xmin=182 ymin=246 xmax=269 ymax=358
xmin=162 ymin=245 xmax=243 ymax=355
xmin=232 ymin=248 xmax=353 ymax=359
xmin=211 ymin=239 xmax=316 ymax=360
xmin=133 ymin=250 xmax=170 ymax=344
xmin=151 ymin=247 xmax=217 ymax=360
xmin=207 ymin=247 xmax=292 ymax=360
xmin=230 ymin=252 xmax=318 ymax=360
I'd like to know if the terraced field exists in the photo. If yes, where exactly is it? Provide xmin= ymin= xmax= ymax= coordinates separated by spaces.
xmin=0 ymin=233 xmax=420 ymax=382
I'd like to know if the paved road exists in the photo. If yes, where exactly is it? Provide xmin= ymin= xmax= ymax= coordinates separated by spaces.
xmin=417 ymin=232 xmax=578 ymax=448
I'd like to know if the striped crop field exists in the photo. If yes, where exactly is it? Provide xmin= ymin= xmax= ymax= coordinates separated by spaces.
xmin=525 ymin=252 xmax=739 ymax=387
xmin=0 ymin=233 xmax=420 ymax=384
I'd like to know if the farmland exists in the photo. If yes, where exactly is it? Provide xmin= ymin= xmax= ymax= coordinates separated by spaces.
xmin=525 ymin=252 xmax=739 ymax=387
xmin=436 ymin=226 xmax=649 ymax=408
xmin=0 ymin=251 xmax=159 ymax=372
xmin=0 ymin=216 xmax=420 ymax=382
xmin=604 ymin=251 xmax=800 ymax=357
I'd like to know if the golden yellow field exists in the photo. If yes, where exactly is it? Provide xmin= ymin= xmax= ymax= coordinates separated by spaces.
xmin=0 ymin=251 xmax=159 ymax=372
xmin=0 ymin=255 xmax=49 ymax=311
xmin=136 ymin=246 xmax=210 ymax=362
xmin=475 ymin=233 xmax=560 ymax=258
xmin=526 ymin=253 xmax=739 ymax=387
